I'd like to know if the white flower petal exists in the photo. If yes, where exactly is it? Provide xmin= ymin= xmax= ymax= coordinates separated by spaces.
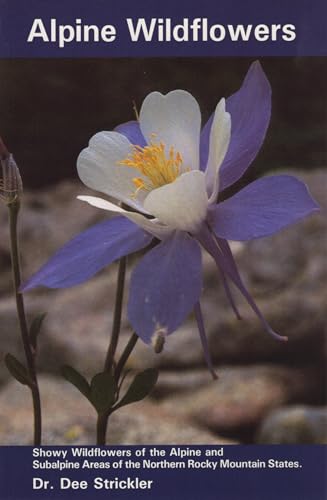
xmin=77 ymin=196 xmax=123 ymax=213
xmin=205 ymin=98 xmax=231 ymax=203
xmin=77 ymin=131 xmax=149 ymax=212
xmin=77 ymin=195 xmax=173 ymax=240
xmin=143 ymin=171 xmax=208 ymax=233
xmin=139 ymin=90 xmax=201 ymax=171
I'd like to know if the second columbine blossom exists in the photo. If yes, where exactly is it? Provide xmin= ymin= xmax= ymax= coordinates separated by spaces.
xmin=22 ymin=61 xmax=319 ymax=376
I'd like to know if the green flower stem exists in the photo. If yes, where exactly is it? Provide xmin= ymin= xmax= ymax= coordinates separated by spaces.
xmin=96 ymin=411 xmax=112 ymax=446
xmin=8 ymin=203 xmax=42 ymax=445
xmin=96 ymin=255 xmax=127 ymax=445
xmin=96 ymin=332 xmax=139 ymax=445
xmin=114 ymin=332 xmax=138 ymax=383
xmin=103 ymin=256 xmax=127 ymax=372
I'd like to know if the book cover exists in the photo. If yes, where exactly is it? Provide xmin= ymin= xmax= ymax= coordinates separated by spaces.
xmin=0 ymin=1 xmax=326 ymax=498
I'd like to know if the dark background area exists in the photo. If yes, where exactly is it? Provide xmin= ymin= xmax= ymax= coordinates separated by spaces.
xmin=0 ymin=57 xmax=326 ymax=189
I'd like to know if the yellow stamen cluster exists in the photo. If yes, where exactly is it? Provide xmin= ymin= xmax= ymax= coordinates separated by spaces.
xmin=119 ymin=141 xmax=183 ymax=196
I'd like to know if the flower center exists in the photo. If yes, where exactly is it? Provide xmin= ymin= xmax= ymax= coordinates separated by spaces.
xmin=119 ymin=140 xmax=184 ymax=196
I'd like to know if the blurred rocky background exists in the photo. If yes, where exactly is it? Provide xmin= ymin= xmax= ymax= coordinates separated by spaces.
xmin=0 ymin=57 xmax=326 ymax=445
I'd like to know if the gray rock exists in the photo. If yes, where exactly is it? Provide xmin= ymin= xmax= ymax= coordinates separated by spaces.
xmin=159 ymin=365 xmax=321 ymax=436
xmin=153 ymin=369 xmax=213 ymax=398
xmin=256 ymin=406 xmax=327 ymax=444
xmin=0 ymin=375 xmax=233 ymax=445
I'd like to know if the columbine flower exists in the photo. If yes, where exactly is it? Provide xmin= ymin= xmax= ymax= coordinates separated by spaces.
xmin=22 ymin=62 xmax=318 ymax=377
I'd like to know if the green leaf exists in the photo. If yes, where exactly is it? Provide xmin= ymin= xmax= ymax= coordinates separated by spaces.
xmin=29 ymin=313 xmax=47 ymax=348
xmin=5 ymin=353 xmax=32 ymax=386
xmin=90 ymin=372 xmax=117 ymax=414
xmin=115 ymin=368 xmax=159 ymax=410
xmin=61 ymin=365 xmax=90 ymax=399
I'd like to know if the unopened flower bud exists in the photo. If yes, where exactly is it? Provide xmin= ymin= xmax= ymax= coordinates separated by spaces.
xmin=0 ymin=137 xmax=23 ymax=206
